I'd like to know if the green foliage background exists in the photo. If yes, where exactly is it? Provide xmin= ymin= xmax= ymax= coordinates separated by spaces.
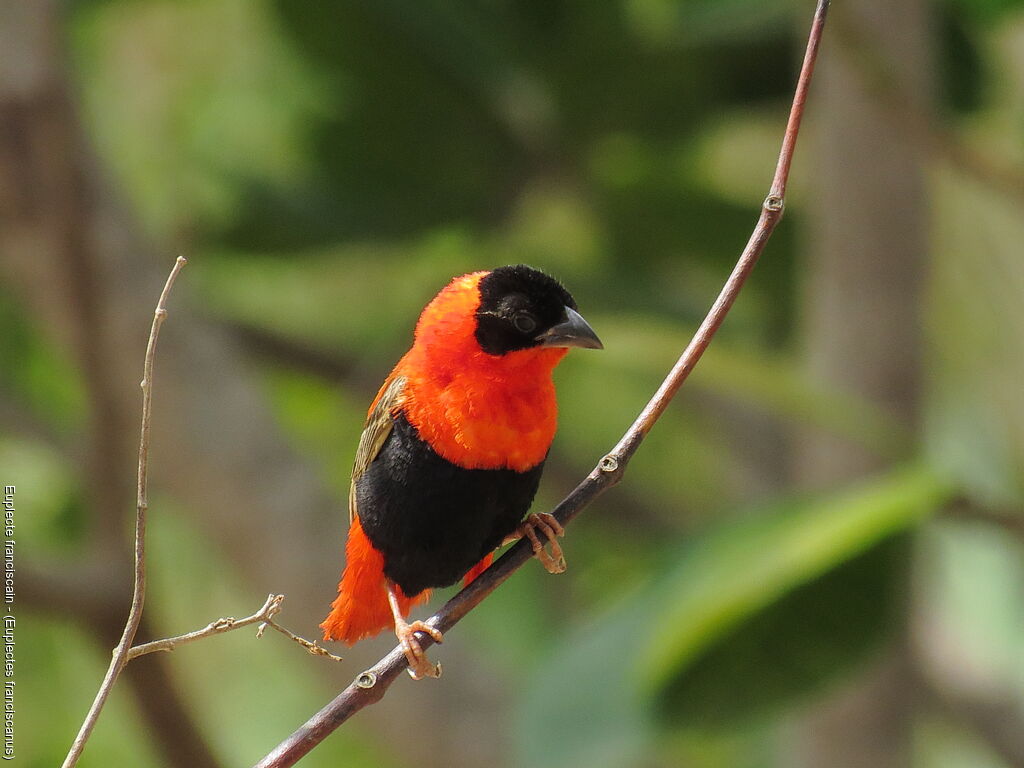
xmin=3 ymin=0 xmax=1024 ymax=766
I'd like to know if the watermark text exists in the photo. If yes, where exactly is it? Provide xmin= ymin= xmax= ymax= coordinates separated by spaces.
xmin=2 ymin=485 xmax=14 ymax=761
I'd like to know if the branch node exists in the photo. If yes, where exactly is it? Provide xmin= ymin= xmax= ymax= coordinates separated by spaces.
xmin=266 ymin=593 xmax=285 ymax=619
xmin=355 ymin=671 xmax=378 ymax=689
xmin=260 ymin=616 xmax=345 ymax=663
xmin=598 ymin=454 xmax=619 ymax=473
xmin=763 ymin=194 xmax=785 ymax=213
xmin=255 ymin=594 xmax=284 ymax=638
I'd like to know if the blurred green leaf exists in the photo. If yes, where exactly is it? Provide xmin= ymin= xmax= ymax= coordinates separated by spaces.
xmin=938 ymin=2 xmax=986 ymax=114
xmin=514 ymin=592 xmax=653 ymax=768
xmin=625 ymin=0 xmax=796 ymax=44
xmin=638 ymin=466 xmax=953 ymax=699
xmin=262 ymin=368 xmax=364 ymax=497
xmin=0 ymin=439 xmax=84 ymax=550
xmin=0 ymin=289 xmax=85 ymax=435
xmin=917 ymin=519 xmax=1024 ymax=690
xmin=928 ymin=169 xmax=1024 ymax=506
xmin=946 ymin=0 xmax=1024 ymax=25
xmin=72 ymin=0 xmax=325 ymax=238
xmin=518 ymin=467 xmax=953 ymax=765
xmin=653 ymin=536 xmax=907 ymax=727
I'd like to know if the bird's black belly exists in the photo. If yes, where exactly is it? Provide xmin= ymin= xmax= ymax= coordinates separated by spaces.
xmin=356 ymin=412 xmax=545 ymax=596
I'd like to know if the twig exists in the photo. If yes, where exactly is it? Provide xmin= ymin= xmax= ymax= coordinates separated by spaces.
xmin=126 ymin=594 xmax=344 ymax=663
xmin=259 ymin=618 xmax=346 ymax=663
xmin=254 ymin=2 xmax=830 ymax=765
xmin=62 ymin=256 xmax=187 ymax=768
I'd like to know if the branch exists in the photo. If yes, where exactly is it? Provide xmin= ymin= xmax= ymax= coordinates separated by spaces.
xmin=945 ymin=499 xmax=1024 ymax=543
xmin=126 ymin=593 xmax=344 ymax=663
xmin=62 ymin=256 xmax=187 ymax=768
xmin=254 ymin=2 xmax=831 ymax=765
xmin=224 ymin=320 xmax=365 ymax=386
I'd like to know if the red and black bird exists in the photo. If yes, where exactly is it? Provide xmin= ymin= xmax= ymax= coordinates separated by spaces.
xmin=321 ymin=265 xmax=602 ymax=678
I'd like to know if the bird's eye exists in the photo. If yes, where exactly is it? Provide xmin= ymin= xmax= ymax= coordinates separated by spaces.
xmin=513 ymin=312 xmax=537 ymax=334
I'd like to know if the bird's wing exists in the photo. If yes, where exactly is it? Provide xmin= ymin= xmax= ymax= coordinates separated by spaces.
xmin=349 ymin=373 xmax=407 ymax=523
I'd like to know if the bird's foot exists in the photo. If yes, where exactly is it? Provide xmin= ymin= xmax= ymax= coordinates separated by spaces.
xmin=516 ymin=512 xmax=566 ymax=574
xmin=394 ymin=618 xmax=443 ymax=680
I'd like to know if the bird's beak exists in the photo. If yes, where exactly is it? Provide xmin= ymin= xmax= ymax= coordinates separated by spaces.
xmin=537 ymin=306 xmax=604 ymax=350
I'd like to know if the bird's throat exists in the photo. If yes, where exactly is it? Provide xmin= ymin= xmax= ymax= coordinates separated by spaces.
xmin=399 ymin=349 xmax=563 ymax=472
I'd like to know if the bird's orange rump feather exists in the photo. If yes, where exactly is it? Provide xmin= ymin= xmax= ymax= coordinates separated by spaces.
xmin=320 ymin=516 xmax=492 ymax=644
xmin=320 ymin=516 xmax=430 ymax=644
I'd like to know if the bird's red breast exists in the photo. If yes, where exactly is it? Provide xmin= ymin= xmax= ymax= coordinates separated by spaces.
xmin=394 ymin=271 xmax=567 ymax=472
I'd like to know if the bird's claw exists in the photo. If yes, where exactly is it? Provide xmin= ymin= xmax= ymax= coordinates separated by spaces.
xmin=518 ymin=512 xmax=566 ymax=574
xmin=395 ymin=619 xmax=443 ymax=680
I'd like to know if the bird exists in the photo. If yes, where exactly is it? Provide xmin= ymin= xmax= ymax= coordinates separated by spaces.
xmin=320 ymin=265 xmax=602 ymax=679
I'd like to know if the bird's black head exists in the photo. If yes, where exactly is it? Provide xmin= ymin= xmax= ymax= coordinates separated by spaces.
xmin=474 ymin=265 xmax=603 ymax=356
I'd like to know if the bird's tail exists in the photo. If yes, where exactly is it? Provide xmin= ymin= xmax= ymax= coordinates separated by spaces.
xmin=320 ymin=516 xmax=430 ymax=645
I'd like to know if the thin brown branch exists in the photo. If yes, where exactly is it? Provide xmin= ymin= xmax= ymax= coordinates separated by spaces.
xmin=23 ymin=561 xmax=223 ymax=767
xmin=224 ymin=319 xmax=364 ymax=385
xmin=259 ymin=617 xmax=346 ymax=663
xmin=127 ymin=593 xmax=282 ymax=660
xmin=62 ymin=256 xmax=187 ymax=768
xmin=104 ymin=614 xmax=224 ymax=768
xmin=944 ymin=499 xmax=1024 ymax=542
xmin=254 ymin=2 xmax=831 ymax=765
xmin=126 ymin=593 xmax=344 ymax=663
